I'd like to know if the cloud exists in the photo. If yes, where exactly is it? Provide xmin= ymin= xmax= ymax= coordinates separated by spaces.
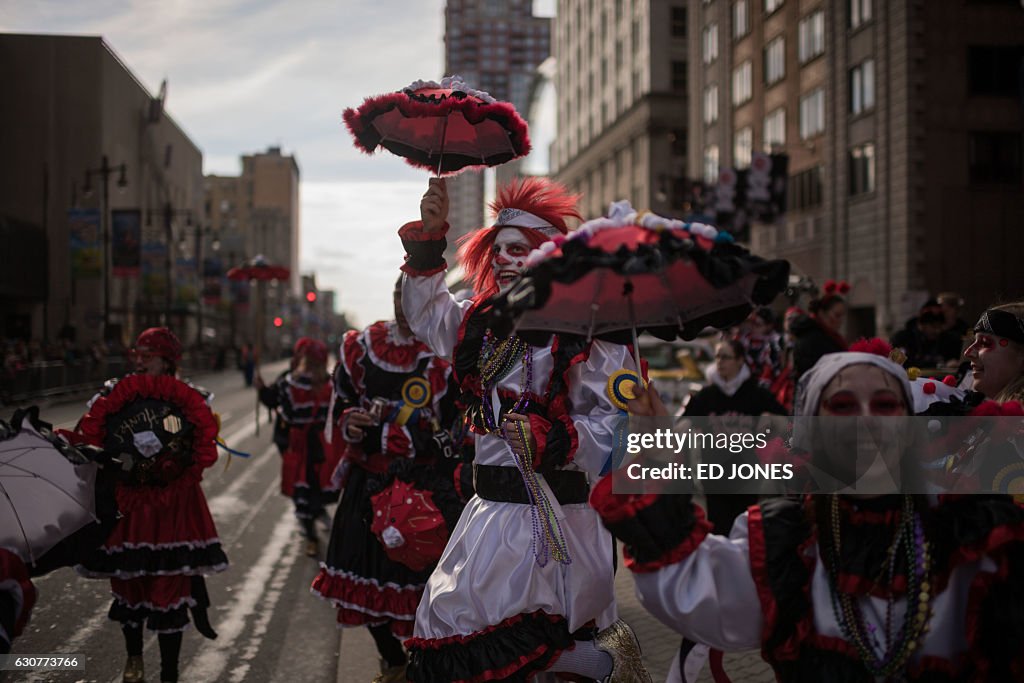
xmin=300 ymin=179 xmax=426 ymax=328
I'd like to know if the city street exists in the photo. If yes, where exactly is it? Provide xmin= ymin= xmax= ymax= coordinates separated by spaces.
xmin=3 ymin=363 xmax=773 ymax=683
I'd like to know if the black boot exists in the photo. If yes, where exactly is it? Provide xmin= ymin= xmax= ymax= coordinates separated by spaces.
xmin=189 ymin=576 xmax=218 ymax=640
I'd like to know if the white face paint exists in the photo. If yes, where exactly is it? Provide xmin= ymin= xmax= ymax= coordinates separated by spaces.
xmin=491 ymin=228 xmax=532 ymax=292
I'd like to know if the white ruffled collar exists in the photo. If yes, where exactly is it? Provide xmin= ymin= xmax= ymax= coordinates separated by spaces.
xmin=706 ymin=363 xmax=751 ymax=397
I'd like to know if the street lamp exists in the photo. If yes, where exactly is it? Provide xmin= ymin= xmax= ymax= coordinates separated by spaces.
xmin=83 ymin=155 xmax=128 ymax=340
xmin=148 ymin=202 xmax=195 ymax=327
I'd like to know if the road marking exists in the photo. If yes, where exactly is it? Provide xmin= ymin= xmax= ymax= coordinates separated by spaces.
xmin=181 ymin=506 xmax=301 ymax=682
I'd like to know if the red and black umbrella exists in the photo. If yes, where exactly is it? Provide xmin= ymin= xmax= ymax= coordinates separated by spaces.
xmin=226 ymin=255 xmax=290 ymax=283
xmin=343 ymin=75 xmax=531 ymax=176
xmin=227 ymin=255 xmax=290 ymax=435
xmin=492 ymin=202 xmax=790 ymax=370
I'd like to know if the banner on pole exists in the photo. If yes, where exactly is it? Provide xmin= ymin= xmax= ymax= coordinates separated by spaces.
xmin=111 ymin=209 xmax=142 ymax=277
xmin=68 ymin=208 xmax=101 ymax=278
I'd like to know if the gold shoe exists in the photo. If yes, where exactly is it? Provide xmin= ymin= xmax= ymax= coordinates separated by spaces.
xmin=370 ymin=660 xmax=407 ymax=683
xmin=304 ymin=539 xmax=319 ymax=557
xmin=122 ymin=655 xmax=145 ymax=683
xmin=594 ymin=619 xmax=653 ymax=683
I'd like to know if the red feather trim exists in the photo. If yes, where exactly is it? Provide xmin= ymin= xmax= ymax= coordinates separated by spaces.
xmin=342 ymin=91 xmax=531 ymax=174
xmin=77 ymin=374 xmax=218 ymax=469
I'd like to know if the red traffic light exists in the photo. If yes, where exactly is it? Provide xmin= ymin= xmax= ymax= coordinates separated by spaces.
xmin=273 ymin=316 xmax=284 ymax=327
xmin=305 ymin=291 xmax=317 ymax=303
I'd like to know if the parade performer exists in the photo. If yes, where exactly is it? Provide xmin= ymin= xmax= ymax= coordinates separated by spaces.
xmin=311 ymin=278 xmax=456 ymax=683
xmin=0 ymin=548 xmax=35 ymax=655
xmin=965 ymin=301 xmax=1024 ymax=403
xmin=73 ymin=328 xmax=227 ymax=683
xmin=593 ymin=347 xmax=1024 ymax=682
xmin=399 ymin=177 xmax=652 ymax=683
xmin=256 ymin=337 xmax=340 ymax=557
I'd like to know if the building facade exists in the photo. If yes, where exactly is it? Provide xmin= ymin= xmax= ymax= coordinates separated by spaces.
xmin=0 ymin=33 xmax=204 ymax=347
xmin=690 ymin=0 xmax=1024 ymax=336
xmin=204 ymin=146 xmax=301 ymax=354
xmin=443 ymin=0 xmax=553 ymax=264
xmin=551 ymin=0 xmax=691 ymax=223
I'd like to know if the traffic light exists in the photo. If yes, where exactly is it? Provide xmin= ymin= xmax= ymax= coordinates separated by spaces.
xmin=305 ymin=291 xmax=317 ymax=303
xmin=273 ymin=316 xmax=283 ymax=327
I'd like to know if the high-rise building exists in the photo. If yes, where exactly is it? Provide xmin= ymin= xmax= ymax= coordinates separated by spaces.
xmin=204 ymin=146 xmax=300 ymax=352
xmin=443 ymin=0 xmax=553 ymax=266
xmin=691 ymin=0 xmax=1024 ymax=336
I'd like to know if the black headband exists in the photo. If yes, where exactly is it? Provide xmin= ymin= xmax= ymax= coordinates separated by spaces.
xmin=974 ymin=309 xmax=1024 ymax=345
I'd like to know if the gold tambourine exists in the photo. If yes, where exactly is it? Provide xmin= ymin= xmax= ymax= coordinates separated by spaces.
xmin=396 ymin=377 xmax=432 ymax=426
xmin=606 ymin=369 xmax=645 ymax=412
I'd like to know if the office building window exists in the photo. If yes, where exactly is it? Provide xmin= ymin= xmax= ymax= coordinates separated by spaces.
xmin=849 ymin=143 xmax=876 ymax=195
xmin=704 ymin=84 xmax=720 ymax=124
xmin=789 ymin=165 xmax=824 ymax=210
xmin=763 ymin=107 xmax=786 ymax=152
xmin=703 ymin=23 xmax=719 ymax=63
xmin=734 ymin=127 xmax=753 ymax=168
xmin=799 ymin=87 xmax=825 ymax=138
xmin=765 ymin=0 xmax=784 ymax=15
xmin=672 ymin=7 xmax=688 ymax=37
xmin=732 ymin=61 xmax=752 ymax=105
xmin=733 ymin=0 xmax=749 ymax=38
xmin=968 ymin=46 xmax=1024 ymax=97
xmin=672 ymin=60 xmax=688 ymax=92
xmin=765 ymin=36 xmax=785 ymax=85
xmin=850 ymin=0 xmax=872 ymax=28
xmin=798 ymin=10 xmax=824 ymax=63
xmin=969 ymin=131 xmax=1023 ymax=184
xmin=704 ymin=144 xmax=720 ymax=184
xmin=850 ymin=59 xmax=876 ymax=114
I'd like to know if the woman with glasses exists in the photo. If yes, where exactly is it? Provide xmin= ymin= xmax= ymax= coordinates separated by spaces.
xmin=683 ymin=338 xmax=786 ymax=533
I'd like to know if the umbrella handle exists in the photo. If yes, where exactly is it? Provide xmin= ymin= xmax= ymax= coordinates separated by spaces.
xmin=631 ymin=325 xmax=643 ymax=377
xmin=435 ymin=115 xmax=450 ymax=177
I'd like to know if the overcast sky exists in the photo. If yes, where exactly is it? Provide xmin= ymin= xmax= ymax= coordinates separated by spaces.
xmin=1 ymin=0 xmax=555 ymax=327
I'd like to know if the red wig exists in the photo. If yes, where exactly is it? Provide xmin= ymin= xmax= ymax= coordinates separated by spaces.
xmin=456 ymin=177 xmax=581 ymax=296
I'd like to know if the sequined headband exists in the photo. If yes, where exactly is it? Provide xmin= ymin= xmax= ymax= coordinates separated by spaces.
xmin=974 ymin=309 xmax=1024 ymax=345
xmin=493 ymin=208 xmax=561 ymax=236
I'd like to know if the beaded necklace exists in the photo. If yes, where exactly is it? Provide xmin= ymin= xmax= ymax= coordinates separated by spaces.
xmin=479 ymin=329 xmax=571 ymax=567
xmin=510 ymin=418 xmax=572 ymax=567
xmin=478 ymin=329 xmax=533 ymax=435
xmin=823 ymin=495 xmax=932 ymax=679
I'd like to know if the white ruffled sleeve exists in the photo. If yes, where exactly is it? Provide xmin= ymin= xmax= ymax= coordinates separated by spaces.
xmin=631 ymin=513 xmax=763 ymax=651
xmin=565 ymin=340 xmax=634 ymax=475
xmin=401 ymin=272 xmax=473 ymax=361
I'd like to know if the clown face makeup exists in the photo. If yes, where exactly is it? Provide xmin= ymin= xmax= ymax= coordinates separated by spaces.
xmin=491 ymin=228 xmax=532 ymax=292
xmin=964 ymin=333 xmax=1024 ymax=398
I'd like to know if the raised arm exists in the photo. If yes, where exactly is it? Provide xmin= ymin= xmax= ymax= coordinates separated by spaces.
xmin=399 ymin=178 xmax=472 ymax=359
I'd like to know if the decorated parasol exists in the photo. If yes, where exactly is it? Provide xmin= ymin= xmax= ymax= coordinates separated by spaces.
xmin=227 ymin=255 xmax=291 ymax=435
xmin=492 ymin=201 xmax=790 ymax=372
xmin=343 ymin=75 xmax=531 ymax=176
xmin=76 ymin=373 xmax=218 ymax=486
